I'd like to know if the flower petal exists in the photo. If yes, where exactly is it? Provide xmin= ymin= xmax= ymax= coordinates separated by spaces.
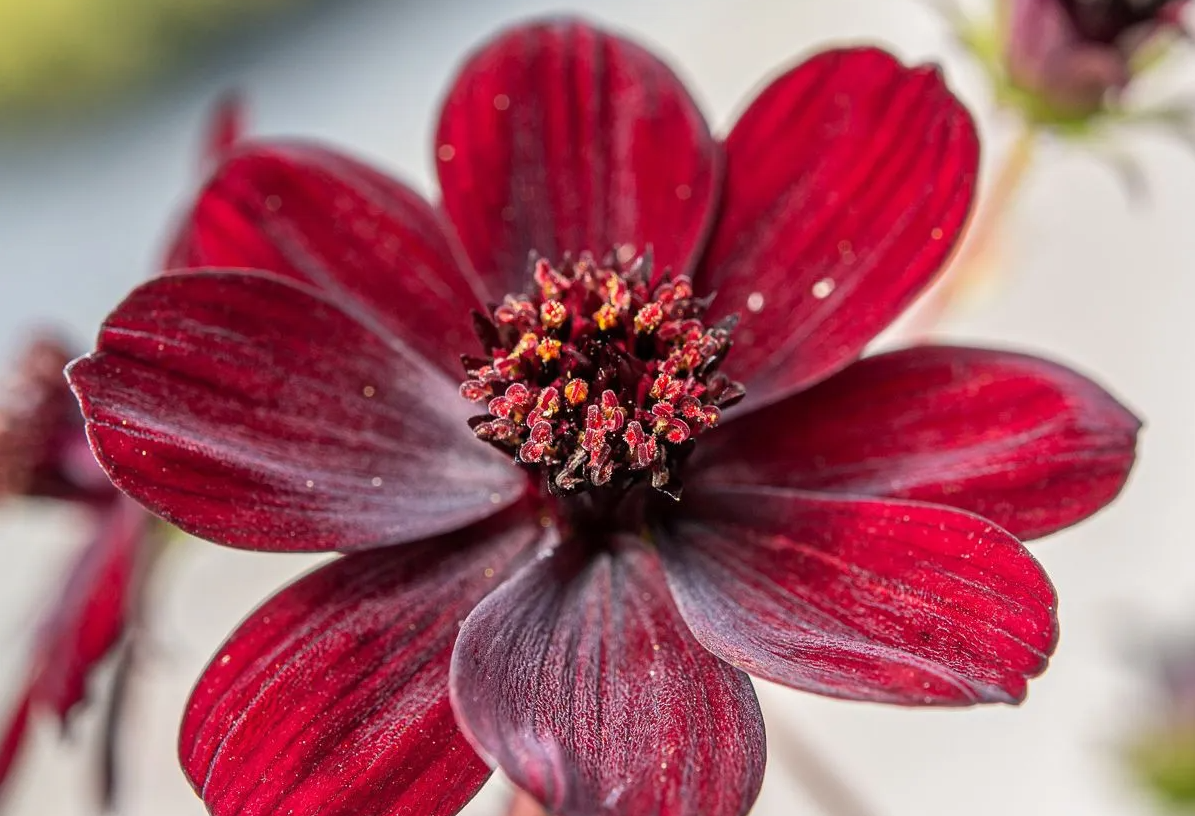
xmin=180 ymin=508 xmax=545 ymax=816
xmin=0 ymin=496 xmax=148 ymax=797
xmin=31 ymin=496 xmax=147 ymax=721
xmin=167 ymin=142 xmax=486 ymax=379
xmin=0 ymin=334 xmax=109 ymax=501
xmin=0 ymin=694 xmax=32 ymax=794
xmin=68 ymin=271 xmax=525 ymax=552
xmin=450 ymin=537 xmax=765 ymax=816
xmin=657 ymin=485 xmax=1057 ymax=705
xmin=437 ymin=19 xmax=719 ymax=298
xmin=691 ymin=346 xmax=1141 ymax=540
xmin=695 ymin=48 xmax=978 ymax=410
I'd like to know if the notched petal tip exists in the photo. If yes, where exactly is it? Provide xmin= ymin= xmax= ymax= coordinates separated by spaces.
xmin=698 ymin=46 xmax=980 ymax=410
xmin=693 ymin=346 xmax=1140 ymax=541
xmin=659 ymin=487 xmax=1058 ymax=707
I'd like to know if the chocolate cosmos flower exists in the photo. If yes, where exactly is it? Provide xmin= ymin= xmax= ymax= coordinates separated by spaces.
xmin=67 ymin=20 xmax=1140 ymax=816
xmin=0 ymin=336 xmax=159 ymax=806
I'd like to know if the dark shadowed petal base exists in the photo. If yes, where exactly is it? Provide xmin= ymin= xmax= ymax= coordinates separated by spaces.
xmin=181 ymin=506 xmax=549 ymax=816
xmin=450 ymin=536 xmax=765 ymax=816
xmin=658 ymin=485 xmax=1058 ymax=705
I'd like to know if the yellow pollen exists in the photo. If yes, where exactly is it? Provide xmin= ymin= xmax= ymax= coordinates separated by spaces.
xmin=511 ymin=333 xmax=538 ymax=357
xmin=594 ymin=303 xmax=621 ymax=331
xmin=540 ymin=300 xmax=567 ymax=329
xmin=494 ymin=354 xmax=522 ymax=379
xmin=564 ymin=380 xmax=589 ymax=405
xmin=537 ymin=338 xmax=562 ymax=362
xmin=634 ymin=304 xmax=663 ymax=334
xmin=537 ymin=390 xmax=561 ymax=417
xmin=539 ymin=280 xmax=561 ymax=300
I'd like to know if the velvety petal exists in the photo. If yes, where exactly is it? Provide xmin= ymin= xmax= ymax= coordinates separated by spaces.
xmin=695 ymin=48 xmax=979 ymax=410
xmin=167 ymin=141 xmax=487 ymax=379
xmin=0 ymin=497 xmax=147 ymax=797
xmin=180 ymin=507 xmax=546 ymax=816
xmin=437 ymin=19 xmax=719 ymax=298
xmin=68 ymin=271 xmax=525 ymax=552
xmin=450 ymin=537 xmax=765 ymax=816
xmin=31 ymin=496 xmax=146 ymax=721
xmin=657 ymin=485 xmax=1057 ymax=705
xmin=691 ymin=346 xmax=1141 ymax=540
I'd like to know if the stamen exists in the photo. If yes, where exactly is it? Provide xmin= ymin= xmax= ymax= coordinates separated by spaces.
xmin=460 ymin=249 xmax=744 ymax=498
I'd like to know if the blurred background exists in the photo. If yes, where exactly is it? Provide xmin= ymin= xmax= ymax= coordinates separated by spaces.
xmin=1 ymin=0 xmax=1193 ymax=814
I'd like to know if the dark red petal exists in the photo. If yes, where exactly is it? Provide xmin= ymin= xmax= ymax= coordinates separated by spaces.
xmin=696 ymin=48 xmax=978 ymax=410
xmin=0 ymin=693 xmax=32 ymax=795
xmin=68 ymin=271 xmax=525 ymax=553
xmin=30 ymin=496 xmax=146 ymax=721
xmin=0 ymin=497 xmax=148 ymax=800
xmin=658 ymin=486 xmax=1057 ymax=705
xmin=437 ymin=19 xmax=719 ymax=298
xmin=202 ymin=92 xmax=246 ymax=169
xmin=180 ymin=508 xmax=546 ymax=816
xmin=0 ymin=334 xmax=108 ymax=502
xmin=450 ymin=537 xmax=765 ymax=816
xmin=692 ymin=346 xmax=1141 ymax=540
xmin=168 ymin=141 xmax=486 ymax=379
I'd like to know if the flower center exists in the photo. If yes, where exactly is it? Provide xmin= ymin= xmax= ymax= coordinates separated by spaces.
xmin=459 ymin=249 xmax=744 ymax=499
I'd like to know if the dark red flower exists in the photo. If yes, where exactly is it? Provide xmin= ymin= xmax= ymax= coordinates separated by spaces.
xmin=0 ymin=336 xmax=162 ymax=807
xmin=67 ymin=19 xmax=1140 ymax=816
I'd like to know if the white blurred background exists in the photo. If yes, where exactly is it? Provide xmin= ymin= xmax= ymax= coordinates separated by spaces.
xmin=1 ymin=0 xmax=1194 ymax=814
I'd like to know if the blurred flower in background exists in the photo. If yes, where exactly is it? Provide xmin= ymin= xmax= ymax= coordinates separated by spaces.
xmin=914 ymin=0 xmax=1193 ymax=328
xmin=963 ymin=0 xmax=1190 ymax=128
xmin=0 ymin=335 xmax=164 ymax=808
xmin=0 ymin=0 xmax=319 ymax=118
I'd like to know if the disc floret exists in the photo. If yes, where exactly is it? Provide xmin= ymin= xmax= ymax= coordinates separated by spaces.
xmin=460 ymin=250 xmax=744 ymax=498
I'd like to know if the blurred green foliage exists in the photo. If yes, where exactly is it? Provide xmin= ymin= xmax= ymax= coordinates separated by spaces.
xmin=1131 ymin=731 xmax=1195 ymax=810
xmin=0 ymin=0 xmax=315 ymax=116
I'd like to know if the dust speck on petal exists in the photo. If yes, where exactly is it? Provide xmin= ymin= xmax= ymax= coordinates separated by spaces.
xmin=812 ymin=278 xmax=836 ymax=299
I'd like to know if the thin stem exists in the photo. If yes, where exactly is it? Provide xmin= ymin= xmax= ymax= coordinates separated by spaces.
xmin=770 ymin=720 xmax=883 ymax=816
xmin=914 ymin=124 xmax=1038 ymax=333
